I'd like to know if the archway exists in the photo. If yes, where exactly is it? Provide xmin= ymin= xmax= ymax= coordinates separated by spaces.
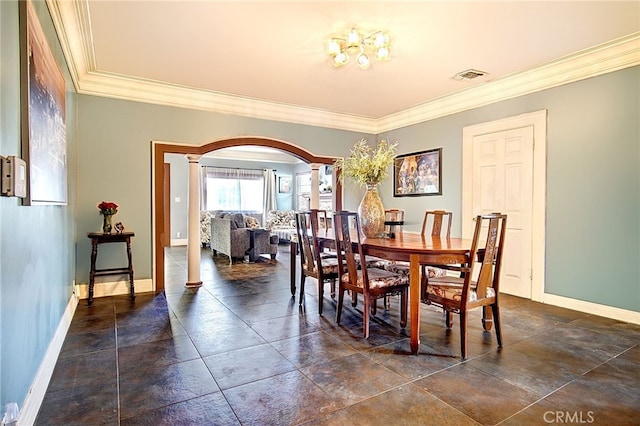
xmin=152 ymin=137 xmax=342 ymax=292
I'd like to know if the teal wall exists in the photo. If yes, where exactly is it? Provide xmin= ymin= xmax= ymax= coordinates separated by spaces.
xmin=0 ymin=0 xmax=77 ymax=407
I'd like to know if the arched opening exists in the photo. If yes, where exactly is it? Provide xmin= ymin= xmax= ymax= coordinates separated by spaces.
xmin=152 ymin=136 xmax=342 ymax=292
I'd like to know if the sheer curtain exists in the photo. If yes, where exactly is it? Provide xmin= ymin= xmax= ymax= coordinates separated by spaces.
xmin=263 ymin=169 xmax=276 ymax=218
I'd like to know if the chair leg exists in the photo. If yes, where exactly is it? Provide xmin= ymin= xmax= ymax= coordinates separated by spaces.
xmin=445 ymin=310 xmax=453 ymax=328
xmin=336 ymin=288 xmax=345 ymax=324
xmin=460 ymin=311 xmax=468 ymax=360
xmin=363 ymin=294 xmax=371 ymax=339
xmin=492 ymin=303 xmax=503 ymax=348
xmin=400 ymin=290 xmax=408 ymax=328
xmin=318 ymin=279 xmax=324 ymax=315
xmin=330 ymin=280 xmax=336 ymax=299
xmin=420 ymin=266 xmax=428 ymax=301
xmin=371 ymin=299 xmax=377 ymax=315
xmin=299 ymin=275 xmax=306 ymax=305
xmin=351 ymin=291 xmax=358 ymax=307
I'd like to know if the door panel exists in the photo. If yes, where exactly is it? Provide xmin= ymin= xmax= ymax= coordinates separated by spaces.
xmin=472 ymin=127 xmax=533 ymax=298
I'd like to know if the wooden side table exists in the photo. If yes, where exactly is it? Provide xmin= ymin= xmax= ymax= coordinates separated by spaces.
xmin=87 ymin=231 xmax=135 ymax=305
xmin=246 ymin=228 xmax=268 ymax=262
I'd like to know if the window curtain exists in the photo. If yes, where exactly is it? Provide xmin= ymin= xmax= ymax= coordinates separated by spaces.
xmin=200 ymin=166 xmax=208 ymax=210
xmin=263 ymin=169 xmax=276 ymax=216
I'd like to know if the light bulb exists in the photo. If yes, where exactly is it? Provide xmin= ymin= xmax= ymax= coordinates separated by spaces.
xmin=347 ymin=28 xmax=360 ymax=49
xmin=356 ymin=52 xmax=370 ymax=69
xmin=372 ymin=31 xmax=389 ymax=48
xmin=327 ymin=38 xmax=341 ymax=55
xmin=376 ymin=46 xmax=390 ymax=61
xmin=332 ymin=51 xmax=348 ymax=67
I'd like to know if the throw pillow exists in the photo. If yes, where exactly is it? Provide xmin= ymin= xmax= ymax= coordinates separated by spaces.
xmin=244 ymin=215 xmax=260 ymax=229
xmin=230 ymin=213 xmax=245 ymax=229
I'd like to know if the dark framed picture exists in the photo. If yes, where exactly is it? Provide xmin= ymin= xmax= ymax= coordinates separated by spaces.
xmin=278 ymin=176 xmax=291 ymax=193
xmin=393 ymin=148 xmax=442 ymax=197
xmin=20 ymin=0 xmax=67 ymax=205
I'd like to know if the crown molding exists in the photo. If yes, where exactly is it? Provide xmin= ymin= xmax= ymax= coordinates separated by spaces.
xmin=48 ymin=0 xmax=639 ymax=134
xmin=377 ymin=32 xmax=639 ymax=133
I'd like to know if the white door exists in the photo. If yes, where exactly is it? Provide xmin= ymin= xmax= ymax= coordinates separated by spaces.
xmin=471 ymin=127 xmax=534 ymax=298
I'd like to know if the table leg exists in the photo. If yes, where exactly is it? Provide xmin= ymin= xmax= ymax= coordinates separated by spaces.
xmin=89 ymin=238 xmax=98 ymax=305
xmin=290 ymin=241 xmax=297 ymax=296
xmin=409 ymin=254 xmax=421 ymax=354
xmin=126 ymin=236 xmax=135 ymax=300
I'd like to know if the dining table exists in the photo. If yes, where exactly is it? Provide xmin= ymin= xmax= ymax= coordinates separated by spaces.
xmin=290 ymin=229 xmax=475 ymax=354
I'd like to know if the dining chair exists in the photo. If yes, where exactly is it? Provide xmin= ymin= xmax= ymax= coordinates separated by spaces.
xmin=333 ymin=211 xmax=409 ymax=339
xmin=294 ymin=211 xmax=341 ymax=315
xmin=384 ymin=208 xmax=405 ymax=237
xmin=422 ymin=212 xmax=507 ymax=360
xmin=384 ymin=209 xmax=453 ymax=282
xmin=421 ymin=209 xmax=452 ymax=238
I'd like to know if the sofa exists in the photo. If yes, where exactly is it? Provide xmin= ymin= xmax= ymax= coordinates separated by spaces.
xmin=210 ymin=212 xmax=279 ymax=263
xmin=265 ymin=210 xmax=297 ymax=243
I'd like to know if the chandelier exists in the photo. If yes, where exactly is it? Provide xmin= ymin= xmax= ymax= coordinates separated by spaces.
xmin=327 ymin=28 xmax=391 ymax=69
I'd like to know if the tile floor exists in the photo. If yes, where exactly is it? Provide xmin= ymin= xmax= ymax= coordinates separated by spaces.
xmin=35 ymin=245 xmax=639 ymax=425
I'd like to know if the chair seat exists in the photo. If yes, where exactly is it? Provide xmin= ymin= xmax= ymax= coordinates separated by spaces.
xmin=426 ymin=276 xmax=496 ymax=302
xmin=320 ymin=251 xmax=338 ymax=259
xmin=366 ymin=256 xmax=393 ymax=269
xmin=352 ymin=254 xmax=389 ymax=269
xmin=316 ymin=257 xmax=342 ymax=276
xmin=341 ymin=267 xmax=408 ymax=290
xmin=383 ymin=262 xmax=448 ymax=278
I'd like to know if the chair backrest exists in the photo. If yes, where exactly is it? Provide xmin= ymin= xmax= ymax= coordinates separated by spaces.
xmin=333 ymin=211 xmax=368 ymax=289
xmin=421 ymin=210 xmax=452 ymax=238
xmin=295 ymin=211 xmax=322 ymax=276
xmin=467 ymin=213 xmax=507 ymax=302
xmin=384 ymin=209 xmax=405 ymax=234
xmin=311 ymin=209 xmax=330 ymax=231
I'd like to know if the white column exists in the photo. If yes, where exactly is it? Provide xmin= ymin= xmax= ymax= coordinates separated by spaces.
xmin=310 ymin=163 xmax=320 ymax=209
xmin=186 ymin=154 xmax=203 ymax=287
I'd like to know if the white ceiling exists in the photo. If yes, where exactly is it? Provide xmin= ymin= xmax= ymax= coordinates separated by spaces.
xmin=50 ymin=1 xmax=639 ymax=133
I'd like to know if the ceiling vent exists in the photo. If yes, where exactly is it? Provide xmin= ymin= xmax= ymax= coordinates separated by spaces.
xmin=452 ymin=69 xmax=488 ymax=81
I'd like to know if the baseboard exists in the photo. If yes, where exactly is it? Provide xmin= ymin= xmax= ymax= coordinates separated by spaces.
xmin=75 ymin=278 xmax=154 ymax=300
xmin=19 ymin=292 xmax=79 ymax=425
xmin=170 ymin=238 xmax=187 ymax=246
xmin=543 ymin=292 xmax=640 ymax=325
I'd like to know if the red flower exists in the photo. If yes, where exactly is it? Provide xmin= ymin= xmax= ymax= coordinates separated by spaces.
xmin=97 ymin=201 xmax=118 ymax=215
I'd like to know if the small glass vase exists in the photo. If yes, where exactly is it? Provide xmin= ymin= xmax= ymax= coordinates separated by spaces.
xmin=358 ymin=183 xmax=385 ymax=238
xmin=102 ymin=214 xmax=113 ymax=234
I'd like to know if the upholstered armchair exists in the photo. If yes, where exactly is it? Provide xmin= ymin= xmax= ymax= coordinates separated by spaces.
xmin=210 ymin=213 xmax=278 ymax=264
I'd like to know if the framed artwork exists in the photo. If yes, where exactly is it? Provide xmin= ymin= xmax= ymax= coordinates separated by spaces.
xmin=278 ymin=176 xmax=291 ymax=193
xmin=20 ymin=0 xmax=67 ymax=205
xmin=393 ymin=148 xmax=442 ymax=197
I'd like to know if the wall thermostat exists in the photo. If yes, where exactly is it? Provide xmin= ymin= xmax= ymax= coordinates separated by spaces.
xmin=1 ymin=155 xmax=27 ymax=198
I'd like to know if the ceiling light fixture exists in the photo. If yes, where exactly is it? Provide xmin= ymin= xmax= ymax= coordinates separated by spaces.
xmin=327 ymin=28 xmax=390 ymax=69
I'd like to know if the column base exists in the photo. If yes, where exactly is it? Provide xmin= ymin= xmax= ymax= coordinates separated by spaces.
xmin=185 ymin=281 xmax=203 ymax=288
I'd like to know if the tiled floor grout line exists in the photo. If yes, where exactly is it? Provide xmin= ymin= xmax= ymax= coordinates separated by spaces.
xmin=113 ymin=300 xmax=122 ymax=426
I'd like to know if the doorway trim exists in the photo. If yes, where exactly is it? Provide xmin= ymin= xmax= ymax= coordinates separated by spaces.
xmin=151 ymin=136 xmax=342 ymax=293
xmin=462 ymin=110 xmax=547 ymax=302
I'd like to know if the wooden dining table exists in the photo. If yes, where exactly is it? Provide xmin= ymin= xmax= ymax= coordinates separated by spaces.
xmin=290 ymin=229 xmax=474 ymax=354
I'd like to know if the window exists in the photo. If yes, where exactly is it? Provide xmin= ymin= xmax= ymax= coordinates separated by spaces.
xmin=296 ymin=172 xmax=311 ymax=211
xmin=202 ymin=167 xmax=264 ymax=212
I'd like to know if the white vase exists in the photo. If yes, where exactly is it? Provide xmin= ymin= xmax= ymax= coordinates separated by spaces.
xmin=358 ymin=183 xmax=385 ymax=237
